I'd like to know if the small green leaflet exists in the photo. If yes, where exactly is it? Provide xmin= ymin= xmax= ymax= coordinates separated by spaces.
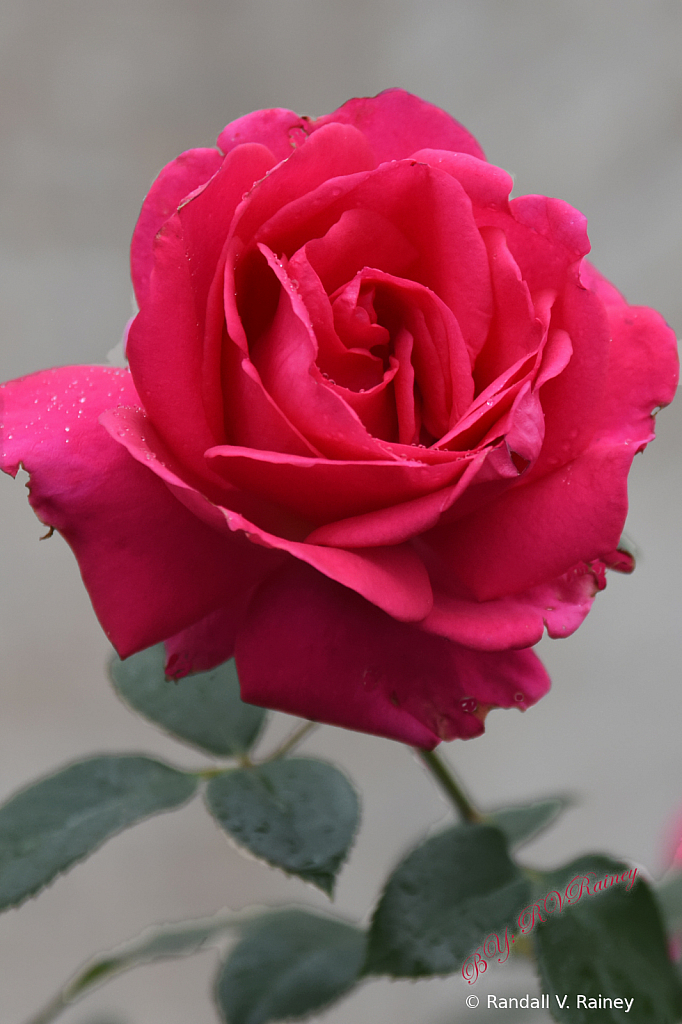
xmin=23 ymin=911 xmax=246 ymax=1023
xmin=215 ymin=910 xmax=366 ymax=1024
xmin=0 ymin=755 xmax=197 ymax=912
xmin=534 ymin=854 xmax=682 ymax=1023
xmin=205 ymin=758 xmax=359 ymax=895
xmin=486 ymin=797 xmax=568 ymax=850
xmin=365 ymin=823 xmax=530 ymax=977
xmin=110 ymin=646 xmax=266 ymax=756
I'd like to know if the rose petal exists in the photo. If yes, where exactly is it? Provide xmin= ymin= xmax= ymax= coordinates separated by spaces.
xmin=305 ymin=451 xmax=489 ymax=548
xmin=301 ymin=206 xmax=419 ymax=295
xmin=130 ymin=147 xmax=223 ymax=307
xmin=421 ymin=561 xmax=608 ymax=650
xmin=236 ymin=562 xmax=549 ymax=746
xmin=476 ymin=194 xmax=590 ymax=295
xmin=252 ymin=246 xmax=397 ymax=459
xmin=287 ymin=250 xmax=386 ymax=390
xmin=474 ymin=227 xmax=545 ymax=389
xmin=421 ymin=441 xmax=634 ymax=601
xmin=165 ymin=605 xmax=246 ymax=678
xmin=0 ymin=367 xmax=273 ymax=657
xmin=410 ymin=150 xmax=513 ymax=210
xmin=102 ymin=406 xmax=433 ymax=623
xmin=222 ymin=508 xmax=434 ymax=623
xmin=231 ymin=121 xmax=376 ymax=245
xmin=309 ymin=89 xmax=486 ymax=163
xmin=580 ymin=264 xmax=679 ymax=438
xmin=128 ymin=144 xmax=278 ymax=473
xmin=330 ymin=267 xmax=475 ymax=439
xmin=217 ymin=107 xmax=310 ymax=162
xmin=127 ymin=217 xmax=220 ymax=476
xmin=530 ymin=280 xmax=610 ymax=476
xmin=205 ymin=445 xmax=469 ymax=525
xmin=259 ymin=160 xmax=493 ymax=359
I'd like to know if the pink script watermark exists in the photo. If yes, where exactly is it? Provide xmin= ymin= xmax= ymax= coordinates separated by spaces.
xmin=462 ymin=866 xmax=638 ymax=984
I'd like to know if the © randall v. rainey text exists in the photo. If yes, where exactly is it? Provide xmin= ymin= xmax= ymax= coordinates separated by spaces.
xmin=486 ymin=994 xmax=635 ymax=1012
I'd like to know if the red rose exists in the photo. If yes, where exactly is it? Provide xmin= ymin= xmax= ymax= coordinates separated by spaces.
xmin=1 ymin=90 xmax=677 ymax=748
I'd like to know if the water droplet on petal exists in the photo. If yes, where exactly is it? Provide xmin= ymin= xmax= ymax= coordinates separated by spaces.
xmin=460 ymin=697 xmax=478 ymax=714
xmin=514 ymin=692 xmax=525 ymax=703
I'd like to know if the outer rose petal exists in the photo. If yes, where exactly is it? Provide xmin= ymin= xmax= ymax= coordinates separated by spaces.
xmin=423 ymin=441 xmax=633 ymax=601
xmin=580 ymin=262 xmax=678 ymax=440
xmin=0 ymin=367 xmax=276 ymax=657
xmin=131 ymin=147 xmax=223 ymax=307
xmin=421 ymin=561 xmax=607 ymax=651
xmin=309 ymin=89 xmax=486 ymax=163
xmin=217 ymin=107 xmax=309 ymax=162
xmin=236 ymin=562 xmax=550 ymax=747
xmin=165 ymin=605 xmax=244 ymax=678
xmin=102 ymin=405 xmax=434 ymax=623
xmin=128 ymin=143 xmax=278 ymax=473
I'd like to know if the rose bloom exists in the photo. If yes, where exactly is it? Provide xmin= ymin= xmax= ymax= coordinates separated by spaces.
xmin=1 ymin=91 xmax=677 ymax=748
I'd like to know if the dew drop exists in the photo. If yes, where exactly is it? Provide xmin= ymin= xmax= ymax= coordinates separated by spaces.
xmin=459 ymin=697 xmax=478 ymax=714
xmin=514 ymin=692 xmax=525 ymax=703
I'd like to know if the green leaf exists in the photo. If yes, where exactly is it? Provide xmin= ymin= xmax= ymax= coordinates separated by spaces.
xmin=0 ymin=755 xmax=197 ymax=912
xmin=533 ymin=855 xmax=682 ymax=1023
xmin=365 ymin=823 xmax=530 ymax=977
xmin=23 ymin=912 xmax=243 ymax=1024
xmin=486 ymin=797 xmax=567 ymax=850
xmin=69 ymin=913 xmax=239 ymax=996
xmin=655 ymin=871 xmax=682 ymax=931
xmin=110 ymin=645 xmax=267 ymax=756
xmin=215 ymin=910 xmax=366 ymax=1024
xmin=205 ymin=758 xmax=359 ymax=895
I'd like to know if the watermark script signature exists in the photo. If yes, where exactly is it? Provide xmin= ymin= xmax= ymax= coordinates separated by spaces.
xmin=461 ymin=866 xmax=638 ymax=984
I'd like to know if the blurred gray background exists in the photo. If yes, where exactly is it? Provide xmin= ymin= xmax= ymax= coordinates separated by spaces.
xmin=1 ymin=1 xmax=681 ymax=1021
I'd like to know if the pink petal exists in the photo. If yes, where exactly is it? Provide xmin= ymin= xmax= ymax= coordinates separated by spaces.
xmin=474 ymin=227 xmax=545 ymax=389
xmin=309 ymin=89 xmax=486 ymax=163
xmin=333 ymin=267 xmax=475 ymax=440
xmin=217 ymin=107 xmax=310 ymax=162
xmin=205 ymin=445 xmax=469 ymax=525
xmin=102 ymin=406 xmax=433 ymax=623
xmin=476 ymin=194 xmax=590 ymax=295
xmin=421 ymin=561 xmax=608 ymax=650
xmin=260 ymin=160 xmax=493 ymax=360
xmin=128 ymin=144 xmax=278 ymax=475
xmin=529 ymin=279 xmax=611 ymax=478
xmin=0 ymin=367 xmax=274 ymax=657
xmin=410 ymin=149 xmax=512 ymax=209
xmin=236 ymin=562 xmax=550 ymax=746
xmin=595 ymin=299 xmax=679 ymax=442
xmin=232 ymin=121 xmax=376 ymax=245
xmin=421 ymin=441 xmax=633 ymax=601
xmin=304 ymin=451 xmax=490 ymax=548
xmin=130 ymin=147 xmax=223 ymax=307
xmin=251 ymin=247 xmax=396 ymax=459
xmin=301 ymin=206 xmax=418 ymax=295
xmin=287 ymin=250 xmax=386 ymax=392
xmin=165 ymin=605 xmax=245 ymax=678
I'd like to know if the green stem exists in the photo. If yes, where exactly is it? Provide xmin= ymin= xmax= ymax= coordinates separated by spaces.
xmin=263 ymin=720 xmax=318 ymax=761
xmin=415 ymin=747 xmax=483 ymax=823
